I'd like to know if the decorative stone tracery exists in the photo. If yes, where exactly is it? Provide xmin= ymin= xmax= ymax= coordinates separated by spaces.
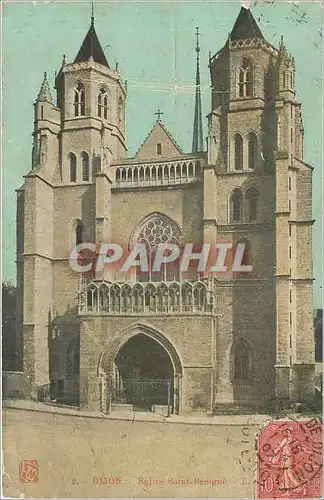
xmin=78 ymin=279 xmax=214 ymax=315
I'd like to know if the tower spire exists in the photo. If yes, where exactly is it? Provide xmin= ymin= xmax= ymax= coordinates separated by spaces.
xmin=192 ymin=27 xmax=204 ymax=153
xmin=91 ymin=2 xmax=94 ymax=25
xmin=36 ymin=71 xmax=53 ymax=103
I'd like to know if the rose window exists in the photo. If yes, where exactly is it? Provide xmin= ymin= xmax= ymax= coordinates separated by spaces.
xmin=138 ymin=216 xmax=180 ymax=251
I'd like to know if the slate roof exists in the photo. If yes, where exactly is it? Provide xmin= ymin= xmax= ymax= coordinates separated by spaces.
xmin=36 ymin=72 xmax=53 ymax=103
xmin=74 ymin=18 xmax=110 ymax=68
xmin=230 ymin=7 xmax=264 ymax=40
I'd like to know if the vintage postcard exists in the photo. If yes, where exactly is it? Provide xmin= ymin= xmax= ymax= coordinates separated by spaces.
xmin=2 ymin=0 xmax=323 ymax=498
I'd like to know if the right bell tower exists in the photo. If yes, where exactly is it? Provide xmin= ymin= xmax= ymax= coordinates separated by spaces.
xmin=207 ymin=6 xmax=314 ymax=408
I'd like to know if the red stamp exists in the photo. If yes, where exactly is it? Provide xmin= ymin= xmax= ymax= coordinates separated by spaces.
xmin=257 ymin=419 xmax=322 ymax=498
xmin=19 ymin=460 xmax=39 ymax=483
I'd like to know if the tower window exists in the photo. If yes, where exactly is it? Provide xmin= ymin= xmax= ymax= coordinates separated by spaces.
xmin=288 ymin=176 xmax=291 ymax=191
xmin=75 ymin=221 xmax=83 ymax=245
xmin=69 ymin=153 xmax=77 ymax=182
xmin=98 ymin=87 xmax=109 ymax=119
xmin=245 ymin=187 xmax=259 ymax=222
xmin=234 ymin=134 xmax=243 ymax=170
xmin=230 ymin=188 xmax=243 ymax=222
xmin=156 ymin=143 xmax=162 ymax=155
xmin=248 ymin=132 xmax=258 ymax=169
xmin=232 ymin=339 xmax=251 ymax=382
xmin=81 ymin=152 xmax=89 ymax=182
xmin=74 ymin=82 xmax=85 ymax=117
xmin=238 ymin=58 xmax=253 ymax=98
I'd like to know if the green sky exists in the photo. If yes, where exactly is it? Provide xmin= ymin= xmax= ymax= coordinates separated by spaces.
xmin=2 ymin=1 xmax=323 ymax=307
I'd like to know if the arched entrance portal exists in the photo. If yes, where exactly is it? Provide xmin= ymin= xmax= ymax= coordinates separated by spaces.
xmin=99 ymin=324 xmax=182 ymax=414
xmin=113 ymin=334 xmax=174 ymax=411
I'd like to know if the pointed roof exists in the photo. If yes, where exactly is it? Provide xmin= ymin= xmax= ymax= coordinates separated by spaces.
xmin=230 ymin=7 xmax=264 ymax=40
xmin=192 ymin=27 xmax=204 ymax=153
xmin=135 ymin=119 xmax=183 ymax=160
xmin=36 ymin=72 xmax=53 ymax=103
xmin=74 ymin=17 xmax=110 ymax=68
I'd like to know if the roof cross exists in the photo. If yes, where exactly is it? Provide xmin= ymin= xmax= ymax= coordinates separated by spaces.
xmin=155 ymin=109 xmax=163 ymax=121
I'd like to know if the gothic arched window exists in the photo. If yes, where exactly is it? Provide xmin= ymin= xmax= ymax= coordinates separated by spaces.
xmin=75 ymin=221 xmax=83 ymax=246
xmin=238 ymin=58 xmax=253 ymax=98
xmin=74 ymin=82 xmax=85 ymax=117
xmin=66 ymin=336 xmax=80 ymax=378
xmin=133 ymin=214 xmax=182 ymax=282
xmin=245 ymin=187 xmax=260 ymax=222
xmin=232 ymin=339 xmax=251 ymax=382
xmin=230 ymin=188 xmax=243 ymax=222
xmin=98 ymin=87 xmax=109 ymax=119
xmin=234 ymin=134 xmax=243 ymax=170
xmin=69 ymin=153 xmax=77 ymax=182
xmin=248 ymin=132 xmax=258 ymax=169
xmin=81 ymin=151 xmax=89 ymax=182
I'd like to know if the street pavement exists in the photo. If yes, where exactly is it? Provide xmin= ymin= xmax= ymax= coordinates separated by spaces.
xmin=3 ymin=406 xmax=261 ymax=498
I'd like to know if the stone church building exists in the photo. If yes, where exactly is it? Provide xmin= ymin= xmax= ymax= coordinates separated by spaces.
xmin=16 ymin=7 xmax=315 ymax=414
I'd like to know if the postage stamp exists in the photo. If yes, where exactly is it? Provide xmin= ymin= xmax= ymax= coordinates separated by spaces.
xmin=1 ymin=0 xmax=323 ymax=498
xmin=257 ymin=418 xmax=322 ymax=498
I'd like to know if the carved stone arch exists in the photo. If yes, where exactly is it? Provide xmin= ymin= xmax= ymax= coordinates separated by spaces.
xmin=73 ymin=80 xmax=85 ymax=117
xmin=246 ymin=130 xmax=259 ymax=169
xmin=228 ymin=186 xmax=243 ymax=223
xmin=229 ymin=337 xmax=255 ymax=383
xmin=97 ymin=84 xmax=110 ymax=120
xmin=237 ymin=57 xmax=254 ymax=98
xmin=128 ymin=211 xmax=183 ymax=251
xmin=70 ymin=218 xmax=84 ymax=247
xmin=244 ymin=186 xmax=261 ymax=222
xmin=98 ymin=322 xmax=183 ymax=377
xmin=81 ymin=151 xmax=90 ymax=182
xmin=229 ymin=133 xmax=244 ymax=171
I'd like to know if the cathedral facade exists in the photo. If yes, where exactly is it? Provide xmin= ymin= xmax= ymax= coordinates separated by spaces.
xmin=16 ymin=8 xmax=315 ymax=414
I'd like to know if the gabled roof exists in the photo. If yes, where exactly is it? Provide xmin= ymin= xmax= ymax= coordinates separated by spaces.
xmin=230 ymin=7 xmax=264 ymax=41
xmin=74 ymin=18 xmax=110 ymax=68
xmin=135 ymin=120 xmax=183 ymax=161
xmin=36 ymin=72 xmax=53 ymax=103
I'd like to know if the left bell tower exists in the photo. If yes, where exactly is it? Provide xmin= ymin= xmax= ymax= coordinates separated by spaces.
xmin=54 ymin=13 xmax=127 ymax=184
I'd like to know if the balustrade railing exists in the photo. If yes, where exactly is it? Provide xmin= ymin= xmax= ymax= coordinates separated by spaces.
xmin=113 ymin=159 xmax=202 ymax=188
xmin=78 ymin=279 xmax=215 ymax=315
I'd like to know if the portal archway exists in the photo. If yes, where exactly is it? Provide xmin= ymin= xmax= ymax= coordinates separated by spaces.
xmin=98 ymin=323 xmax=183 ymax=414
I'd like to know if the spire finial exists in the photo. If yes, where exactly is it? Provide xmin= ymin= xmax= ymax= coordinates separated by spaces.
xmin=37 ymin=71 xmax=53 ymax=104
xmin=91 ymin=2 xmax=94 ymax=25
xmin=192 ymin=27 xmax=204 ymax=153
xmin=195 ymin=26 xmax=200 ymax=55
